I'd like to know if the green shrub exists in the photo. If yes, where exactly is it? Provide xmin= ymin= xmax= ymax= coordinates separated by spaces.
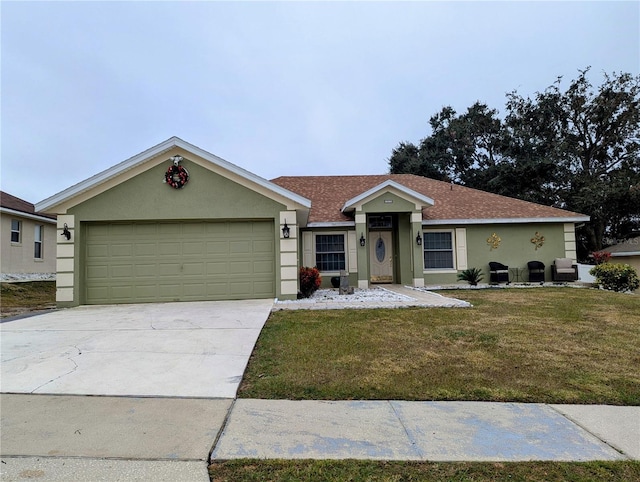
xmin=299 ymin=266 xmax=322 ymax=298
xmin=457 ymin=267 xmax=484 ymax=286
xmin=589 ymin=263 xmax=640 ymax=292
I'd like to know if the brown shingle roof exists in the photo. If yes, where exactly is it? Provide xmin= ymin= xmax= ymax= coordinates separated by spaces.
xmin=270 ymin=174 xmax=588 ymax=225
xmin=1 ymin=191 xmax=56 ymax=219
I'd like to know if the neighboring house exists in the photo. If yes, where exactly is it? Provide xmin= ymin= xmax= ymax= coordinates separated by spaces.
xmin=1 ymin=191 xmax=57 ymax=278
xmin=597 ymin=236 xmax=640 ymax=273
xmin=36 ymin=137 xmax=589 ymax=307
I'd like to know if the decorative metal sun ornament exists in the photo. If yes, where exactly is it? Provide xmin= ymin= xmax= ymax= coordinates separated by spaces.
xmin=487 ymin=232 xmax=501 ymax=250
xmin=531 ymin=231 xmax=545 ymax=250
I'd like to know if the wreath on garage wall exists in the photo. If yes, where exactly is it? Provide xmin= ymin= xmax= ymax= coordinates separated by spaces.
xmin=164 ymin=155 xmax=189 ymax=189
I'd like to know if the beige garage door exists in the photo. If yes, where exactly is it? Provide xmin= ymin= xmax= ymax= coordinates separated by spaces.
xmin=85 ymin=221 xmax=275 ymax=304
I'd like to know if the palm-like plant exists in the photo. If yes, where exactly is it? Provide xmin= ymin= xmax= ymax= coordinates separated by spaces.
xmin=457 ymin=267 xmax=484 ymax=286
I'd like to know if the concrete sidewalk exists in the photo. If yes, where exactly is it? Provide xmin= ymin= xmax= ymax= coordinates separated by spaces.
xmin=0 ymin=394 xmax=229 ymax=481
xmin=1 ymin=396 xmax=637 ymax=481
xmin=212 ymin=400 xmax=639 ymax=462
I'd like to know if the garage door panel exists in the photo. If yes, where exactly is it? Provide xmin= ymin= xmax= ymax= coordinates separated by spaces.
xmin=159 ymin=263 xmax=181 ymax=276
xmin=183 ymin=242 xmax=205 ymax=255
xmin=206 ymin=241 xmax=229 ymax=255
xmin=253 ymin=240 xmax=274 ymax=253
xmin=111 ymin=265 xmax=133 ymax=278
xmin=87 ymin=244 xmax=110 ymax=258
xmin=206 ymin=261 xmax=228 ymax=275
xmin=159 ymin=242 xmax=181 ymax=255
xmin=230 ymin=241 xmax=251 ymax=254
xmin=254 ymin=260 xmax=275 ymax=274
xmin=85 ymin=221 xmax=275 ymax=303
xmin=158 ymin=224 xmax=181 ymax=235
xmin=111 ymin=244 xmax=133 ymax=257
xmin=183 ymin=262 xmax=205 ymax=275
xmin=111 ymin=224 xmax=135 ymax=236
xmin=135 ymin=243 xmax=157 ymax=256
xmin=87 ymin=265 xmax=109 ymax=279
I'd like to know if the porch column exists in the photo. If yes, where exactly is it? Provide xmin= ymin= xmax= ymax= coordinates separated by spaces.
xmin=355 ymin=212 xmax=369 ymax=289
xmin=56 ymin=214 xmax=76 ymax=305
xmin=279 ymin=211 xmax=298 ymax=300
xmin=411 ymin=212 xmax=425 ymax=287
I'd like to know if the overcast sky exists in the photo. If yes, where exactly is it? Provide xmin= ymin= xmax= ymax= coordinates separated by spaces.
xmin=2 ymin=1 xmax=638 ymax=205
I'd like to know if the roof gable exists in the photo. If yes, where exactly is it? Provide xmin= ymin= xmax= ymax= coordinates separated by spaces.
xmin=36 ymin=137 xmax=310 ymax=213
xmin=271 ymin=174 xmax=589 ymax=225
xmin=341 ymin=180 xmax=434 ymax=213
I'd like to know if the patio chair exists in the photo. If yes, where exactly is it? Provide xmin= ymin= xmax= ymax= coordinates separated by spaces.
xmin=551 ymin=258 xmax=578 ymax=282
xmin=489 ymin=262 xmax=510 ymax=284
xmin=527 ymin=261 xmax=545 ymax=284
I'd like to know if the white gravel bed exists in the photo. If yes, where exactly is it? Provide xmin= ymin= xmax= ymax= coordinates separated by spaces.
xmin=1 ymin=273 xmax=56 ymax=282
xmin=275 ymin=286 xmax=415 ymax=305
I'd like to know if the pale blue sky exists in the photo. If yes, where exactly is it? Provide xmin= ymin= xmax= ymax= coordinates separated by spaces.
xmin=2 ymin=1 xmax=638 ymax=204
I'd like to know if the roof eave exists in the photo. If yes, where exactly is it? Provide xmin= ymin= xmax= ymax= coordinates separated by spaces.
xmin=1 ymin=207 xmax=57 ymax=223
xmin=422 ymin=216 xmax=591 ymax=226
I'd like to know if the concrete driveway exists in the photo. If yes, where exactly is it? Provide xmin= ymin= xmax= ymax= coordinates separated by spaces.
xmin=0 ymin=299 xmax=273 ymax=398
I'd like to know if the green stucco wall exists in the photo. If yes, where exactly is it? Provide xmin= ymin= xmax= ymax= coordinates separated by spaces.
xmin=362 ymin=193 xmax=417 ymax=213
xmin=68 ymin=160 xmax=286 ymax=221
xmin=421 ymin=223 xmax=569 ymax=285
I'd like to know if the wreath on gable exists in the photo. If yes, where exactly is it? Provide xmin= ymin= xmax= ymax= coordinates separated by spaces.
xmin=164 ymin=156 xmax=189 ymax=189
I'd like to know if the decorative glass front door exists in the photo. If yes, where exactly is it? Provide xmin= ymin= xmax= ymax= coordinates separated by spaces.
xmin=370 ymin=231 xmax=393 ymax=283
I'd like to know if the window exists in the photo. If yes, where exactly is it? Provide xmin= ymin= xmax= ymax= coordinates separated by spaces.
xmin=11 ymin=219 xmax=21 ymax=243
xmin=315 ymin=234 xmax=346 ymax=272
xmin=368 ymin=215 xmax=392 ymax=229
xmin=34 ymin=225 xmax=43 ymax=259
xmin=423 ymin=231 xmax=454 ymax=269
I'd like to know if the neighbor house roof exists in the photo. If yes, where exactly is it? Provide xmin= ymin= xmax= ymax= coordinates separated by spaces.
xmin=1 ymin=191 xmax=56 ymax=222
xmin=599 ymin=236 xmax=640 ymax=257
xmin=271 ymin=174 xmax=589 ymax=226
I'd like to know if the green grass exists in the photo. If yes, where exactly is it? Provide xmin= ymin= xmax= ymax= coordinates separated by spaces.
xmin=0 ymin=281 xmax=56 ymax=318
xmin=239 ymin=288 xmax=640 ymax=405
xmin=209 ymin=460 xmax=640 ymax=481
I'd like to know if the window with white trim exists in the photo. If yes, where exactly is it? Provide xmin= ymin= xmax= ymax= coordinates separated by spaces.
xmin=423 ymin=231 xmax=454 ymax=269
xmin=11 ymin=219 xmax=21 ymax=243
xmin=315 ymin=234 xmax=346 ymax=272
xmin=34 ymin=225 xmax=43 ymax=259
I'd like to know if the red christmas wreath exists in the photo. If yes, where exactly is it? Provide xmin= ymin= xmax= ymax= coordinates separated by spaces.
xmin=164 ymin=164 xmax=189 ymax=189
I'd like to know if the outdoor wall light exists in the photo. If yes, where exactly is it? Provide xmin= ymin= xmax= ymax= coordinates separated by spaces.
xmin=416 ymin=231 xmax=422 ymax=246
xmin=359 ymin=233 xmax=366 ymax=247
xmin=61 ymin=223 xmax=71 ymax=240
xmin=282 ymin=220 xmax=290 ymax=238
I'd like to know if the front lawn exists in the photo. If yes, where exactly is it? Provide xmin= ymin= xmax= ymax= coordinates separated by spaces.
xmin=238 ymin=288 xmax=640 ymax=405
xmin=0 ymin=281 xmax=56 ymax=318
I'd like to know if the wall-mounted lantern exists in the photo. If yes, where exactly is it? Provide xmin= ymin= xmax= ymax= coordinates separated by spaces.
xmin=359 ymin=233 xmax=366 ymax=247
xmin=61 ymin=223 xmax=71 ymax=240
xmin=282 ymin=220 xmax=290 ymax=239
xmin=416 ymin=231 xmax=422 ymax=246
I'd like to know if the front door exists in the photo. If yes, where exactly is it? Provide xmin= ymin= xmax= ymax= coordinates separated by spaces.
xmin=370 ymin=231 xmax=393 ymax=283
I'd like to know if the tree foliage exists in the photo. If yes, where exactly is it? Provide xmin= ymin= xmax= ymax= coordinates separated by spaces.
xmin=389 ymin=69 xmax=640 ymax=258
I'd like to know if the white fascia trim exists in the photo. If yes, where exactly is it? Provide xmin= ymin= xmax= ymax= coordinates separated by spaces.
xmin=611 ymin=251 xmax=640 ymax=257
xmin=341 ymin=180 xmax=434 ymax=212
xmin=422 ymin=216 xmax=590 ymax=226
xmin=1 ymin=207 xmax=56 ymax=224
xmin=173 ymin=138 xmax=311 ymax=208
xmin=36 ymin=136 xmax=311 ymax=212
xmin=307 ymin=221 xmax=355 ymax=228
